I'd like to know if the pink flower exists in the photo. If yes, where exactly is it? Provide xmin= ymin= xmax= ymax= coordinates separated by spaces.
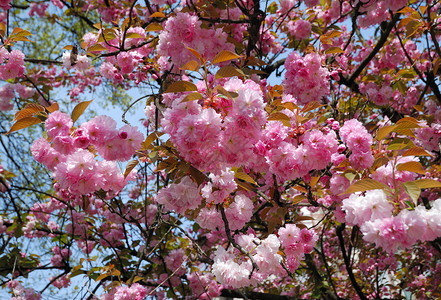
xmin=45 ymin=111 xmax=73 ymax=138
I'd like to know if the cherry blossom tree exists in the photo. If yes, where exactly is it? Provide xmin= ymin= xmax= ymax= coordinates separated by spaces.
xmin=1 ymin=0 xmax=441 ymax=299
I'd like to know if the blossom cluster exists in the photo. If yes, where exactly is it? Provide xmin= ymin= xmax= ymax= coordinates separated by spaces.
xmin=283 ymin=52 xmax=330 ymax=105
xmin=6 ymin=280 xmax=41 ymax=300
xmin=100 ymin=283 xmax=148 ymax=300
xmin=157 ymin=12 xmax=234 ymax=68
xmin=212 ymin=225 xmax=317 ymax=288
xmin=31 ymin=112 xmax=143 ymax=195
xmin=339 ymin=119 xmax=374 ymax=169
xmin=343 ymin=190 xmax=441 ymax=253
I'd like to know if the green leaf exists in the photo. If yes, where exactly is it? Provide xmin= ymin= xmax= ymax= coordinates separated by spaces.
xmin=71 ymin=100 xmax=93 ymax=123
xmin=401 ymin=181 xmax=421 ymax=204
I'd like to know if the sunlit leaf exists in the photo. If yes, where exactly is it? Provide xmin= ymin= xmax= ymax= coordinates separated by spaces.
xmin=180 ymin=60 xmax=199 ymax=71
xmin=215 ymin=66 xmax=245 ymax=79
xmin=12 ymin=103 xmax=45 ymax=122
xmin=87 ymin=44 xmax=107 ymax=52
xmin=141 ymin=131 xmax=164 ymax=150
xmin=124 ymin=160 xmax=139 ymax=178
xmin=342 ymin=178 xmax=385 ymax=194
xmin=181 ymin=92 xmax=203 ymax=103
xmin=212 ymin=50 xmax=241 ymax=64
xmin=402 ymin=147 xmax=433 ymax=157
xmin=145 ymin=23 xmax=163 ymax=31
xmin=164 ymin=81 xmax=198 ymax=93
xmin=150 ymin=12 xmax=166 ymax=18
xmin=301 ymin=101 xmax=323 ymax=113
xmin=235 ymin=172 xmax=257 ymax=185
xmin=292 ymin=195 xmax=306 ymax=204
xmin=6 ymin=117 xmax=41 ymax=135
xmin=71 ymin=100 xmax=93 ymax=123
xmin=397 ymin=161 xmax=426 ymax=174
xmin=401 ymin=181 xmax=421 ymax=204
xmin=324 ymin=46 xmax=344 ymax=54
xmin=267 ymin=112 xmax=291 ymax=122
xmin=414 ymin=179 xmax=441 ymax=189
xmin=376 ymin=125 xmax=396 ymax=140
xmin=125 ymin=33 xmax=143 ymax=39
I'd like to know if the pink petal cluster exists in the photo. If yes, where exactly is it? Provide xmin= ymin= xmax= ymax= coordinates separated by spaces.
xmin=100 ymin=283 xmax=148 ymax=300
xmin=157 ymin=12 xmax=234 ymax=68
xmin=342 ymin=189 xmax=394 ymax=226
xmin=32 ymin=113 xmax=141 ymax=196
xmin=339 ymin=119 xmax=374 ymax=169
xmin=287 ymin=19 xmax=311 ymax=40
xmin=7 ymin=280 xmax=41 ymax=300
xmin=278 ymin=224 xmax=318 ymax=272
xmin=283 ymin=52 xmax=330 ymax=105
xmin=0 ymin=48 xmax=25 ymax=80
xmin=345 ymin=190 xmax=441 ymax=253
xmin=212 ymin=233 xmax=284 ymax=288
xmin=156 ymin=176 xmax=202 ymax=215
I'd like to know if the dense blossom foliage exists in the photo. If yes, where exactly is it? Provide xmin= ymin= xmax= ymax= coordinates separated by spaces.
xmin=0 ymin=0 xmax=441 ymax=299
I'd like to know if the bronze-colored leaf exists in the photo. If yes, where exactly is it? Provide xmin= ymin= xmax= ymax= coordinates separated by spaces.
xmin=342 ymin=178 xmax=385 ymax=195
xmin=140 ymin=131 xmax=164 ymax=150
xmin=5 ymin=117 xmax=41 ymax=135
xmin=212 ymin=50 xmax=241 ymax=64
xmin=164 ymin=81 xmax=198 ymax=93
xmin=402 ymin=147 xmax=433 ymax=157
xmin=124 ymin=160 xmax=139 ymax=178
xmin=71 ymin=100 xmax=93 ymax=123
xmin=215 ymin=66 xmax=245 ymax=79
xmin=267 ymin=112 xmax=291 ymax=122
xmin=414 ymin=179 xmax=441 ymax=189
xmin=46 ymin=102 xmax=59 ymax=113
xmin=375 ymin=125 xmax=396 ymax=140
xmin=396 ymin=161 xmax=426 ymax=174
xmin=145 ymin=23 xmax=163 ymax=32
xmin=235 ymin=172 xmax=257 ymax=185
xmin=181 ymin=92 xmax=203 ymax=103
xmin=180 ymin=60 xmax=200 ymax=71
xmin=12 ymin=103 xmax=45 ymax=122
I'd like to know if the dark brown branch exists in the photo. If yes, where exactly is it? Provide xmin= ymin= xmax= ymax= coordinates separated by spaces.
xmin=336 ymin=224 xmax=367 ymax=300
xmin=346 ymin=13 xmax=400 ymax=88
xmin=219 ymin=205 xmax=259 ymax=276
